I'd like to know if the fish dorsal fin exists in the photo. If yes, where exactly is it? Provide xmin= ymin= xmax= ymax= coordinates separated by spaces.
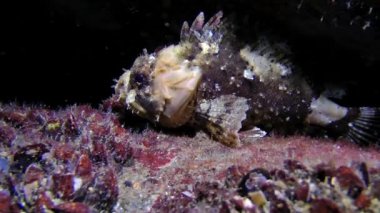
xmin=194 ymin=95 xmax=249 ymax=147
xmin=180 ymin=11 xmax=224 ymax=46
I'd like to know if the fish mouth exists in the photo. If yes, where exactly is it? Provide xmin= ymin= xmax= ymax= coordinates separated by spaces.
xmin=116 ymin=44 xmax=203 ymax=128
xmin=150 ymin=45 xmax=203 ymax=127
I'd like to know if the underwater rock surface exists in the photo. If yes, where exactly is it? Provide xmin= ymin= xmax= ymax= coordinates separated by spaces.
xmin=1 ymin=103 xmax=380 ymax=212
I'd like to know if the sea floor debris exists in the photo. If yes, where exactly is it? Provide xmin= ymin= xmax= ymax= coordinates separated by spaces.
xmin=1 ymin=103 xmax=380 ymax=212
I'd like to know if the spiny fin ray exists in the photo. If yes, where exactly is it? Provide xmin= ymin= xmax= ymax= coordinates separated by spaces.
xmin=194 ymin=95 xmax=249 ymax=147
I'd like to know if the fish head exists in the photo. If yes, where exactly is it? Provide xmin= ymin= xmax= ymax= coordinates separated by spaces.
xmin=115 ymin=43 xmax=202 ymax=127
xmin=115 ymin=50 xmax=159 ymax=118
xmin=115 ymin=11 xmax=225 ymax=128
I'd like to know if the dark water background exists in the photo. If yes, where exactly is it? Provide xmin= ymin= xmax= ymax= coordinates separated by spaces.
xmin=0 ymin=0 xmax=379 ymax=107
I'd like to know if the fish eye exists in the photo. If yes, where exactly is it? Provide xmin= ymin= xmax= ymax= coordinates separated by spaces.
xmin=132 ymin=73 xmax=149 ymax=89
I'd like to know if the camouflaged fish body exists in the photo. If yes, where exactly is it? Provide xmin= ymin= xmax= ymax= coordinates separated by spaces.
xmin=115 ymin=12 xmax=380 ymax=147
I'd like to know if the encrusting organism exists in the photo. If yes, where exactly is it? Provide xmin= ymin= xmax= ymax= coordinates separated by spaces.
xmin=114 ymin=11 xmax=380 ymax=147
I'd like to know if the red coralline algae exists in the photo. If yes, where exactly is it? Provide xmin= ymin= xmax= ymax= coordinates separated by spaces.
xmin=153 ymin=159 xmax=380 ymax=212
xmin=75 ymin=153 xmax=92 ymax=177
xmin=24 ymin=164 xmax=45 ymax=184
xmin=53 ymin=173 xmax=76 ymax=199
xmin=111 ymin=140 xmax=133 ymax=164
xmin=52 ymin=202 xmax=92 ymax=213
xmin=0 ymin=125 xmax=15 ymax=147
xmin=53 ymin=143 xmax=75 ymax=161
xmin=0 ymin=103 xmax=132 ymax=212
xmin=335 ymin=166 xmax=365 ymax=192
xmin=1 ymin=102 xmax=380 ymax=212
xmin=0 ymin=192 xmax=13 ymax=213
xmin=134 ymin=148 xmax=177 ymax=170
xmin=310 ymin=199 xmax=341 ymax=213
xmin=34 ymin=192 xmax=55 ymax=213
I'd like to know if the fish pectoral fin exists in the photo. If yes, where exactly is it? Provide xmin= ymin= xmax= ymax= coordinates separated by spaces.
xmin=205 ymin=122 xmax=241 ymax=147
xmin=240 ymin=127 xmax=267 ymax=141
xmin=194 ymin=95 xmax=249 ymax=147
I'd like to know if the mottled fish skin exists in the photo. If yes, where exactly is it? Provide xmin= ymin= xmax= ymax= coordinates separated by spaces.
xmin=181 ymin=12 xmax=315 ymax=146
xmin=114 ymin=11 xmax=380 ymax=147
xmin=193 ymin=36 xmax=313 ymax=132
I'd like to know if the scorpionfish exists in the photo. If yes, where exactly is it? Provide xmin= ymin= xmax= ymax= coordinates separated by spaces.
xmin=114 ymin=11 xmax=380 ymax=147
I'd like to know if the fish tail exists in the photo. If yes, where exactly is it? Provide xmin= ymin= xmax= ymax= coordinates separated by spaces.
xmin=347 ymin=107 xmax=380 ymax=145
xmin=306 ymin=96 xmax=380 ymax=145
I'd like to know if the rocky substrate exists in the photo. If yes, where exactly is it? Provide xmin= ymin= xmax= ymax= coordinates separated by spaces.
xmin=1 ymin=103 xmax=380 ymax=212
